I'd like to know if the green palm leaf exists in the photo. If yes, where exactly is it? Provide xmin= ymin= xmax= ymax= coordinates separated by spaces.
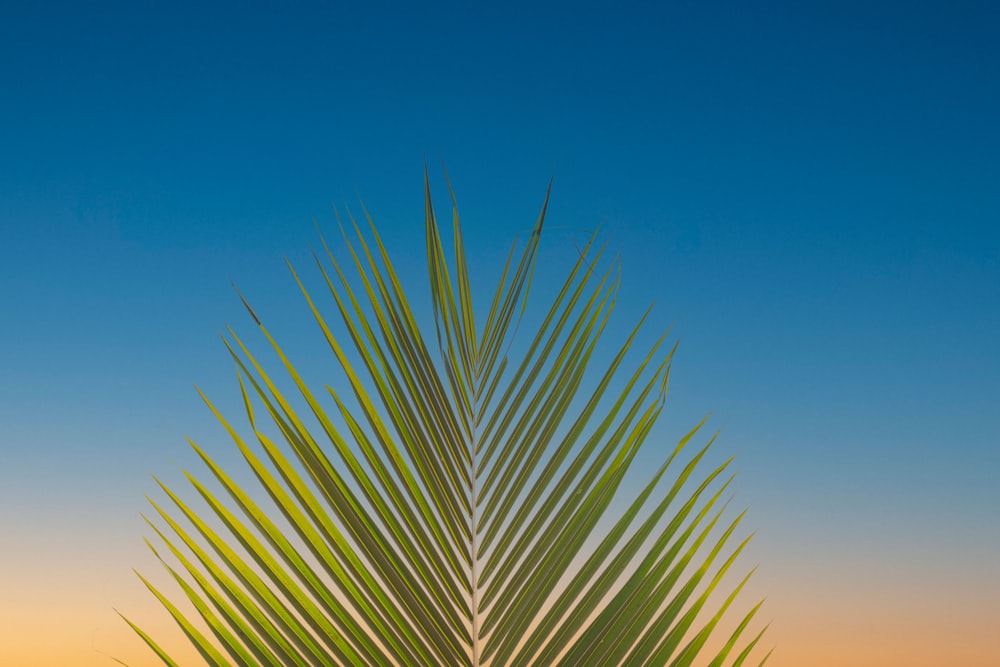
xmin=122 ymin=170 xmax=769 ymax=666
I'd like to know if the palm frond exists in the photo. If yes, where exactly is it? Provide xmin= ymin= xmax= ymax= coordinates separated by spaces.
xmin=123 ymin=170 xmax=769 ymax=666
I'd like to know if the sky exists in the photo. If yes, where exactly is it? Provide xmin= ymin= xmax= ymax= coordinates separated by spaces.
xmin=1 ymin=0 xmax=998 ymax=665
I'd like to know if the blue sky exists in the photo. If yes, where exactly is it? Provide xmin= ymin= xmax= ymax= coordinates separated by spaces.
xmin=1 ymin=1 xmax=998 ymax=664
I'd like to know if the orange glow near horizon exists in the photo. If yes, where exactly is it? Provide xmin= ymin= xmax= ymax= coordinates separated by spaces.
xmin=3 ymin=538 xmax=999 ymax=666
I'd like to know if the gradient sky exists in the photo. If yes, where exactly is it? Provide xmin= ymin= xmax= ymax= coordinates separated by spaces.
xmin=2 ymin=1 xmax=998 ymax=665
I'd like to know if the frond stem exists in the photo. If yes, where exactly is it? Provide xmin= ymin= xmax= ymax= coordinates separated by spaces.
xmin=471 ymin=390 xmax=482 ymax=667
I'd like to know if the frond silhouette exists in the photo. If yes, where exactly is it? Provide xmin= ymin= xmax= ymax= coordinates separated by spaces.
xmin=122 ymin=170 xmax=770 ymax=666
